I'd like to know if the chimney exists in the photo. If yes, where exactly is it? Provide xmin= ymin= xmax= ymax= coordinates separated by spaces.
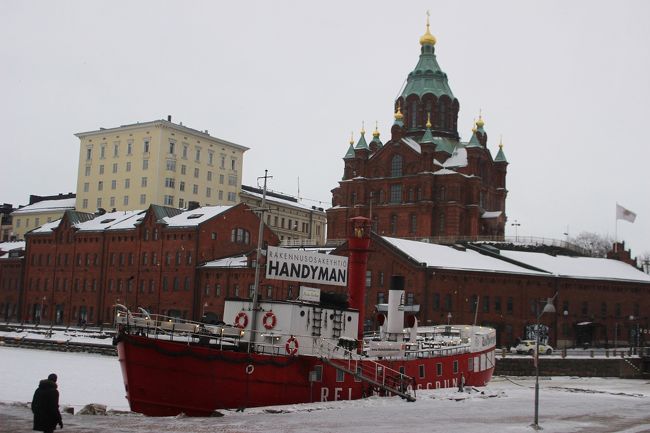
xmin=167 ymin=115 xmax=172 ymax=122
xmin=187 ymin=201 xmax=200 ymax=211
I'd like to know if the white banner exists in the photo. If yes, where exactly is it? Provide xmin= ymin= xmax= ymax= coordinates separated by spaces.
xmin=265 ymin=246 xmax=348 ymax=287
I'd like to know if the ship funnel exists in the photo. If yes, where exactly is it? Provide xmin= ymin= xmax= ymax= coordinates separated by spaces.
xmin=386 ymin=275 xmax=405 ymax=337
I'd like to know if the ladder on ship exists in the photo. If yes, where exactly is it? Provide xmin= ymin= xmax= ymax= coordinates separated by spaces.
xmin=313 ymin=339 xmax=416 ymax=402
xmin=312 ymin=307 xmax=322 ymax=337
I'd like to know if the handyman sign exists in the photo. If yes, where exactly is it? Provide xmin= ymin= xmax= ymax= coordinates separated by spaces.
xmin=265 ymin=246 xmax=348 ymax=287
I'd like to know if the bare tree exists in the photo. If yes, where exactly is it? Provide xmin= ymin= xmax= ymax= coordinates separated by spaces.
xmin=638 ymin=251 xmax=650 ymax=273
xmin=569 ymin=231 xmax=614 ymax=257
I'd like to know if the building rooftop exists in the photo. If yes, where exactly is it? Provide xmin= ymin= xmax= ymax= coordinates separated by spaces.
xmin=12 ymin=198 xmax=76 ymax=215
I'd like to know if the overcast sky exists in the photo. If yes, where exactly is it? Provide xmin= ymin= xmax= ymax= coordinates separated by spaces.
xmin=2 ymin=0 xmax=648 ymax=257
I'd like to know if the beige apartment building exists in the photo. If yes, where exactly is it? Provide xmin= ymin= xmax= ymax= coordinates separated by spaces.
xmin=11 ymin=197 xmax=76 ymax=240
xmin=75 ymin=117 xmax=249 ymax=212
xmin=239 ymin=185 xmax=327 ymax=246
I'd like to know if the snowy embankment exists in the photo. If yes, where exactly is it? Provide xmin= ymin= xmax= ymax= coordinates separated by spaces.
xmin=1 ymin=346 xmax=650 ymax=433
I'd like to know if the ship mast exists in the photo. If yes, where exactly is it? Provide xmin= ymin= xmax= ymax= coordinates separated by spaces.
xmin=249 ymin=170 xmax=271 ymax=352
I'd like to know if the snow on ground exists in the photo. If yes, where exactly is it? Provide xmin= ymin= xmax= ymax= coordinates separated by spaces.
xmin=1 ymin=346 xmax=650 ymax=433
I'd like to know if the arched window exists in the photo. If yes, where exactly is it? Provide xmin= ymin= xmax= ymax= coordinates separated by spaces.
xmin=391 ymin=155 xmax=403 ymax=177
xmin=390 ymin=184 xmax=402 ymax=203
xmin=410 ymin=100 xmax=418 ymax=128
xmin=390 ymin=214 xmax=398 ymax=235
xmin=437 ymin=100 xmax=446 ymax=129
xmin=438 ymin=213 xmax=446 ymax=234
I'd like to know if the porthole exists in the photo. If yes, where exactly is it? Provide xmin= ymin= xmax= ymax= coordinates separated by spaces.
xmin=300 ymin=310 xmax=306 ymax=317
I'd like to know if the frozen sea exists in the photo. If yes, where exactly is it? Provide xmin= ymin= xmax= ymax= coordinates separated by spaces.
xmin=1 ymin=346 xmax=649 ymax=433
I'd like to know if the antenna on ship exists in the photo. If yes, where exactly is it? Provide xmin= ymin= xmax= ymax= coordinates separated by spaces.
xmin=249 ymin=169 xmax=272 ymax=353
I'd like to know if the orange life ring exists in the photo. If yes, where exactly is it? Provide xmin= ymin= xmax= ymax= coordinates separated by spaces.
xmin=285 ymin=336 xmax=299 ymax=355
xmin=234 ymin=311 xmax=249 ymax=328
xmin=262 ymin=311 xmax=277 ymax=330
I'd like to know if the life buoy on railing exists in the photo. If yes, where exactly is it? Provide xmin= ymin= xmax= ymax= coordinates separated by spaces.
xmin=262 ymin=311 xmax=277 ymax=330
xmin=285 ymin=336 xmax=299 ymax=356
xmin=234 ymin=311 xmax=249 ymax=328
xmin=245 ymin=364 xmax=255 ymax=375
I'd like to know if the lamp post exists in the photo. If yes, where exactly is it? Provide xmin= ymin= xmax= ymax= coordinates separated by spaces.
xmin=40 ymin=296 xmax=46 ymax=324
xmin=563 ymin=309 xmax=568 ymax=351
xmin=447 ymin=312 xmax=452 ymax=325
xmin=202 ymin=301 xmax=208 ymax=319
xmin=532 ymin=296 xmax=556 ymax=430
xmin=511 ymin=220 xmax=521 ymax=243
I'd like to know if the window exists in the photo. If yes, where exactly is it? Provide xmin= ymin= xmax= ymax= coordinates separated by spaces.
xmin=231 ymin=228 xmax=250 ymax=244
xmin=110 ymin=196 xmax=115 ymax=207
xmin=194 ymin=168 xmax=199 ymax=178
xmin=228 ymin=192 xmax=236 ymax=202
xmin=231 ymin=158 xmax=236 ymax=170
xmin=419 ymin=364 xmax=425 ymax=379
xmin=82 ymin=198 xmax=88 ymax=209
xmin=495 ymin=296 xmax=502 ymax=312
xmin=206 ymin=187 xmax=212 ymax=197
xmin=169 ymin=141 xmax=175 ymax=154
xmin=365 ymin=270 xmax=372 ymax=288
xmin=410 ymin=214 xmax=417 ymax=233
xmin=96 ymin=197 xmax=102 ymax=208
xmin=124 ymin=178 xmax=130 ymax=189
xmin=390 ymin=155 xmax=403 ymax=177
xmin=208 ymin=151 xmax=214 ymax=165
xmin=99 ymin=164 xmax=104 ymax=175
xmin=377 ymin=292 xmax=385 ymax=304
xmin=207 ymin=171 xmax=212 ymax=181
xmin=483 ymin=296 xmax=490 ymax=313
xmin=111 ymin=180 xmax=116 ymax=190
xmin=433 ymin=293 xmax=440 ymax=310
xmin=184 ymin=277 xmax=190 ymax=291
xmin=507 ymin=297 xmax=513 ymax=314
xmin=438 ymin=213 xmax=445 ymax=234
xmin=390 ymin=214 xmax=397 ymax=234
xmin=437 ymin=99 xmax=446 ymax=129
xmin=219 ymin=174 xmax=224 ymax=184
xmin=140 ymin=194 xmax=146 ymax=205
xmin=141 ymin=177 xmax=147 ymax=187
xmin=193 ymin=184 xmax=198 ymax=194
xmin=195 ymin=148 xmax=201 ymax=162
xmin=181 ymin=164 xmax=186 ymax=175
xmin=126 ymin=161 xmax=131 ymax=172
xmin=436 ymin=363 xmax=442 ymax=376
xmin=218 ymin=190 xmax=223 ymax=200
xmin=228 ymin=175 xmax=236 ymax=186
xmin=453 ymin=360 xmax=459 ymax=374
xmin=445 ymin=294 xmax=452 ymax=311
xmin=406 ymin=293 xmax=414 ymax=305
xmin=113 ymin=143 xmax=119 ymax=157
xmin=127 ymin=141 xmax=133 ymax=155
xmin=143 ymin=159 xmax=149 ymax=170
xmin=85 ymin=166 xmax=91 ymax=176
xmin=179 ymin=181 xmax=185 ymax=192
xmin=179 ymin=198 xmax=185 ymax=208
xmin=182 ymin=145 xmax=188 ymax=159
xmin=166 ymin=160 xmax=176 ymax=171
xmin=86 ymin=148 xmax=92 ymax=160
xmin=336 ymin=369 xmax=345 ymax=383
xmin=220 ymin=155 xmax=225 ymax=168
xmin=123 ymin=195 xmax=129 ymax=205
xmin=164 ymin=195 xmax=174 ymax=206
xmin=83 ymin=182 xmax=89 ymax=192
xmin=98 ymin=181 xmax=103 ymax=191
xmin=389 ymin=184 xmax=402 ymax=203
xmin=112 ymin=163 xmax=118 ymax=173
xmin=165 ymin=177 xmax=176 ymax=188
xmin=100 ymin=145 xmax=106 ymax=159
xmin=143 ymin=139 xmax=150 ymax=153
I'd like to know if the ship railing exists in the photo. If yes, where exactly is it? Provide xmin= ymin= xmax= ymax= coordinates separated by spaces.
xmin=313 ymin=337 xmax=416 ymax=402
xmin=404 ymin=342 xmax=472 ymax=359
xmin=115 ymin=310 xmax=244 ymax=345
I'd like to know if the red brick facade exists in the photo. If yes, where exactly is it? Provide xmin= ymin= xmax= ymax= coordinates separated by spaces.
xmin=4 ymin=203 xmax=279 ymax=325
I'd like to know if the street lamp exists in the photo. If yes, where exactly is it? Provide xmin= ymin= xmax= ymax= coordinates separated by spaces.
xmin=511 ymin=220 xmax=521 ymax=242
xmin=202 ymin=301 xmax=209 ymax=318
xmin=447 ymin=312 xmax=452 ymax=325
xmin=532 ymin=296 xmax=556 ymax=430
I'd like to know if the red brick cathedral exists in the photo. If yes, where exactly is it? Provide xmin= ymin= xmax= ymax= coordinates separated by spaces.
xmin=327 ymin=20 xmax=508 ymax=241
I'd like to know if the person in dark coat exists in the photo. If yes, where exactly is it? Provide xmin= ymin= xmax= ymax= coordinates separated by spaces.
xmin=32 ymin=373 xmax=63 ymax=432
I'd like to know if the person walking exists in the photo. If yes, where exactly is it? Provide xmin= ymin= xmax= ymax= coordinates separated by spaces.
xmin=31 ymin=373 xmax=63 ymax=432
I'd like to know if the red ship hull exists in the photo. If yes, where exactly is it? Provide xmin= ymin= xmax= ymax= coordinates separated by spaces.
xmin=117 ymin=333 xmax=494 ymax=416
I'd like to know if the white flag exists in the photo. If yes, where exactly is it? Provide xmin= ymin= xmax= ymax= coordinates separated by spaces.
xmin=616 ymin=204 xmax=636 ymax=223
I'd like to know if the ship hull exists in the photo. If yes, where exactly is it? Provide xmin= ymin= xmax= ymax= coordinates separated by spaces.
xmin=117 ymin=334 xmax=495 ymax=416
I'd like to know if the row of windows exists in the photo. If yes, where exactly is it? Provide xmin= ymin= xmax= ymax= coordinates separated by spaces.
xmin=84 ymin=159 xmax=149 ymax=177
xmin=13 ymin=216 xmax=53 ymax=229
xmin=264 ymin=214 xmax=313 ymax=233
xmin=163 ymin=191 xmax=237 ymax=208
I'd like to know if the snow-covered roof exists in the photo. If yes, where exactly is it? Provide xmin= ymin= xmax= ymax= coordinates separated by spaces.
xmin=75 ymin=210 xmax=144 ymax=232
xmin=163 ymin=206 xmax=232 ymax=227
xmin=440 ymin=146 xmax=468 ymax=168
xmin=12 ymin=198 xmax=76 ymax=215
xmin=382 ymin=237 xmax=547 ymax=275
xmin=481 ymin=211 xmax=502 ymax=219
xmin=202 ymin=254 xmax=249 ymax=268
xmin=241 ymin=189 xmax=317 ymax=212
xmin=0 ymin=241 xmax=25 ymax=258
xmin=30 ymin=219 xmax=62 ymax=234
xmin=499 ymin=250 xmax=650 ymax=283
xmin=401 ymin=137 xmax=422 ymax=154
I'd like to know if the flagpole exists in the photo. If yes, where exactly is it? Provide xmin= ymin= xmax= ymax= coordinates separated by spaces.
xmin=614 ymin=203 xmax=618 ymax=250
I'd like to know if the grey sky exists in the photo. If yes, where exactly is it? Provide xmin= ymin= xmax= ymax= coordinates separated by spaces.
xmin=1 ymin=0 xmax=648 ymax=256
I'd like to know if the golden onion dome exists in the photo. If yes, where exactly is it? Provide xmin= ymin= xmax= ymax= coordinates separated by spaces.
xmin=476 ymin=115 xmax=485 ymax=128
xmin=349 ymin=132 xmax=354 ymax=145
xmin=426 ymin=112 xmax=432 ymax=129
xmin=420 ymin=13 xmax=437 ymax=46
xmin=373 ymin=121 xmax=380 ymax=138
xmin=394 ymin=102 xmax=404 ymax=120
